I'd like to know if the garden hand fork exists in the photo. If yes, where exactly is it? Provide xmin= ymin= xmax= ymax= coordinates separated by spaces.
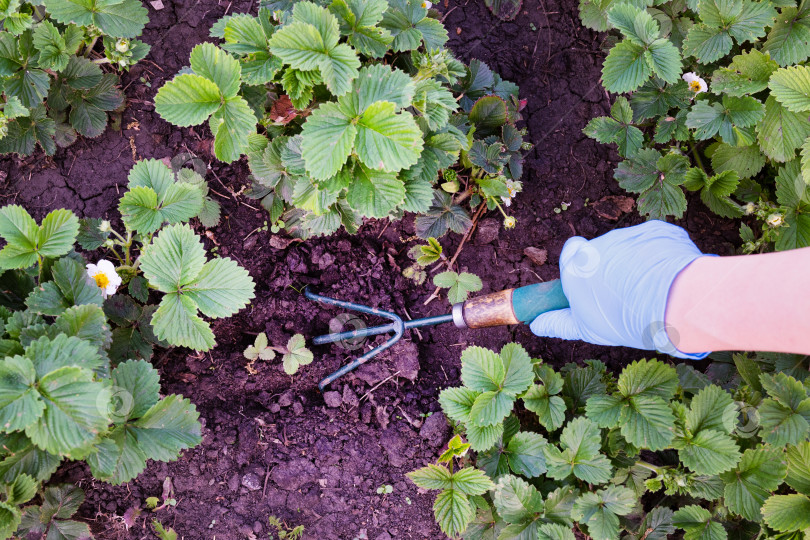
xmin=305 ymin=281 xmax=569 ymax=391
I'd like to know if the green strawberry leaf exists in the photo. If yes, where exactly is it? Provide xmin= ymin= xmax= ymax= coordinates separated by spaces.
xmin=345 ymin=162 xmax=406 ymax=218
xmin=154 ymin=73 xmax=222 ymax=127
xmin=762 ymin=3 xmax=810 ymax=66
xmin=769 ymin=65 xmax=810 ymax=113
xmin=601 ymin=39 xmax=650 ymax=93
xmin=433 ymin=271 xmax=483 ymax=304
xmin=571 ymin=486 xmax=635 ymax=540
xmin=44 ymin=0 xmax=149 ymax=38
xmin=762 ymin=494 xmax=810 ymax=532
xmin=712 ymin=49 xmax=778 ymax=96
xmin=720 ymin=447 xmax=787 ymax=521
xmin=673 ymin=505 xmax=727 ymax=540
xmin=757 ymin=95 xmax=810 ymax=163
xmin=543 ymin=417 xmax=613 ymax=484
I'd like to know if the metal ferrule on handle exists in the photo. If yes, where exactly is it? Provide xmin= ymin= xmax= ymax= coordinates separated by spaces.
xmin=452 ymin=280 xmax=569 ymax=329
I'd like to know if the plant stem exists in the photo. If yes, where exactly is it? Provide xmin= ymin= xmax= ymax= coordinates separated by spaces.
xmin=110 ymin=228 xmax=128 ymax=244
xmin=688 ymin=140 xmax=706 ymax=173
xmin=423 ymin=203 xmax=487 ymax=305
xmin=109 ymin=248 xmax=125 ymax=265
xmin=453 ymin=187 xmax=474 ymax=205
xmin=490 ymin=197 xmax=509 ymax=219
xmin=124 ymin=230 xmax=133 ymax=266
xmin=635 ymin=461 xmax=664 ymax=474
xmin=84 ymin=36 xmax=99 ymax=57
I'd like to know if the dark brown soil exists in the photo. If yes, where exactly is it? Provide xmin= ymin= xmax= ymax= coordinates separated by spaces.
xmin=0 ymin=0 xmax=741 ymax=539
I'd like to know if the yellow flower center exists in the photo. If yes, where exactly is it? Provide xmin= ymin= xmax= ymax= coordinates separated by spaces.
xmin=421 ymin=1 xmax=427 ymax=6
xmin=688 ymin=80 xmax=702 ymax=92
xmin=93 ymin=273 xmax=110 ymax=289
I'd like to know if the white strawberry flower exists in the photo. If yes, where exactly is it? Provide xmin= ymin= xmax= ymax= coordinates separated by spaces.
xmin=682 ymin=72 xmax=708 ymax=95
xmin=766 ymin=213 xmax=784 ymax=228
xmin=86 ymin=259 xmax=122 ymax=298
xmin=744 ymin=202 xmax=756 ymax=215
xmin=504 ymin=216 xmax=516 ymax=229
xmin=502 ymin=196 xmax=512 ymax=207
xmin=421 ymin=1 xmax=432 ymax=8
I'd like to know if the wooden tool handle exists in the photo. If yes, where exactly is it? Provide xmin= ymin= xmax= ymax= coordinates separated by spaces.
xmin=452 ymin=280 xmax=569 ymax=329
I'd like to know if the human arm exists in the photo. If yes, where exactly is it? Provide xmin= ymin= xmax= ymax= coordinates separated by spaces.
xmin=530 ymin=220 xmax=810 ymax=357
xmin=666 ymin=247 xmax=810 ymax=355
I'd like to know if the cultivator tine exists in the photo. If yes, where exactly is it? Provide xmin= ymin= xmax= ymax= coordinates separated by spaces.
xmin=305 ymin=286 xmax=405 ymax=391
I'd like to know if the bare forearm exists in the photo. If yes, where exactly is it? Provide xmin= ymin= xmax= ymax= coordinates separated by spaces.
xmin=666 ymin=248 xmax=810 ymax=354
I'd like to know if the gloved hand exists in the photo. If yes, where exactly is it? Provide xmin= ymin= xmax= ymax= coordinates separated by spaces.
xmin=530 ymin=220 xmax=711 ymax=359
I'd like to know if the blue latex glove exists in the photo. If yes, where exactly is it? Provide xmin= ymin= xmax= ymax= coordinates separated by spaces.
xmin=530 ymin=220 xmax=711 ymax=360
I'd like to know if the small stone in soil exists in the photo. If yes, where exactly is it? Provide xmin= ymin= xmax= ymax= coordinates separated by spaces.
xmin=323 ymin=391 xmax=342 ymax=408
xmin=278 ymin=392 xmax=293 ymax=407
xmin=292 ymin=401 xmax=304 ymax=415
xmin=241 ymin=473 xmax=262 ymax=491
xmin=523 ymin=247 xmax=548 ymax=266
xmin=475 ymin=218 xmax=500 ymax=245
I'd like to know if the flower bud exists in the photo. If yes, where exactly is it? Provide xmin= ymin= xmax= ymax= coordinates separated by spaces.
xmin=504 ymin=216 xmax=516 ymax=229
xmin=99 ymin=220 xmax=111 ymax=232
xmin=116 ymin=38 xmax=130 ymax=53
xmin=744 ymin=202 xmax=756 ymax=215
xmin=104 ymin=238 xmax=115 ymax=248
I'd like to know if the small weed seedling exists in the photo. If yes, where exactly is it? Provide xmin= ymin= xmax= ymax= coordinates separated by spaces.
xmin=281 ymin=334 xmax=314 ymax=375
xmin=268 ymin=516 xmax=304 ymax=540
xmin=244 ymin=332 xmax=313 ymax=375
xmin=402 ymin=237 xmax=445 ymax=285
xmin=433 ymin=271 xmax=483 ymax=303
xmin=376 ymin=484 xmax=393 ymax=495
xmin=146 ymin=478 xmax=177 ymax=513
xmin=152 ymin=520 xmax=178 ymax=540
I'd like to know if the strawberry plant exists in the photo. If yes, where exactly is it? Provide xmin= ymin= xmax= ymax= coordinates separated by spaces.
xmin=155 ymin=0 xmax=531 ymax=238
xmin=0 ymin=159 xmax=257 ymax=538
xmin=0 ymin=0 xmax=150 ymax=155
xmin=0 ymin=209 xmax=222 ymax=538
xmin=579 ymin=0 xmax=810 ymax=252
xmin=112 ymin=159 xmax=256 ymax=351
xmin=412 ymin=344 xmax=810 ymax=539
